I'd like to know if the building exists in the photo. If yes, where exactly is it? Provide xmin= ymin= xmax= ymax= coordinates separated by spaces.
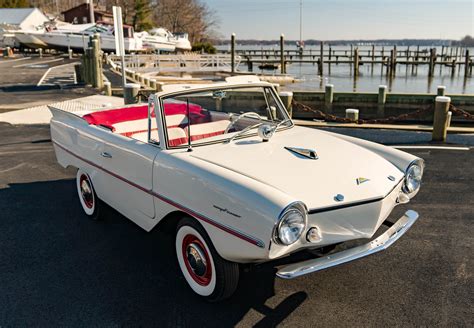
xmin=0 ymin=8 xmax=49 ymax=30
xmin=61 ymin=3 xmax=113 ymax=25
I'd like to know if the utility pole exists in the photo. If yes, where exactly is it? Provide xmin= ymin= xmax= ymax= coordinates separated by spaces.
xmin=87 ymin=0 xmax=95 ymax=24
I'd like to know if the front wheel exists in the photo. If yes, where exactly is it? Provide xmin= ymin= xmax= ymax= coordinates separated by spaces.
xmin=176 ymin=217 xmax=239 ymax=302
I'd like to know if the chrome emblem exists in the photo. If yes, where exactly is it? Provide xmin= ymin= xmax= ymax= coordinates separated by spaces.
xmin=284 ymin=146 xmax=318 ymax=160
xmin=334 ymin=194 xmax=345 ymax=202
xmin=356 ymin=177 xmax=370 ymax=185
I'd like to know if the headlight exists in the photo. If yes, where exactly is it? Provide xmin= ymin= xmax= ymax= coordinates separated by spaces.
xmin=402 ymin=159 xmax=424 ymax=197
xmin=274 ymin=202 xmax=307 ymax=245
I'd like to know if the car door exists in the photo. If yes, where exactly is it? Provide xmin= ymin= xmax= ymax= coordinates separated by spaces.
xmin=99 ymin=133 xmax=158 ymax=226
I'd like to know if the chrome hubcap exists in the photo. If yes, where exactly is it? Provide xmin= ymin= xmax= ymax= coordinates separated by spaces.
xmin=80 ymin=176 xmax=93 ymax=208
xmin=186 ymin=242 xmax=207 ymax=277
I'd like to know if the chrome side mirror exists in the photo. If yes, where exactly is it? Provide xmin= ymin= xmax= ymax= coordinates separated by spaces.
xmin=258 ymin=124 xmax=275 ymax=142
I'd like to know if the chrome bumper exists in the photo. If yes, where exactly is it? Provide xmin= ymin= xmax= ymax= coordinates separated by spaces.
xmin=276 ymin=210 xmax=419 ymax=279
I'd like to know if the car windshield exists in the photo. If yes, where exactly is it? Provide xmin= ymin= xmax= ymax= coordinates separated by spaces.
xmin=160 ymin=86 xmax=292 ymax=148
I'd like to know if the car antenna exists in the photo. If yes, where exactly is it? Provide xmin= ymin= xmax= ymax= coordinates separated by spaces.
xmin=186 ymin=98 xmax=193 ymax=152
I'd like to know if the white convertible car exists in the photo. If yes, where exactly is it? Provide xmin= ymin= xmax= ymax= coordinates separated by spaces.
xmin=50 ymin=76 xmax=423 ymax=301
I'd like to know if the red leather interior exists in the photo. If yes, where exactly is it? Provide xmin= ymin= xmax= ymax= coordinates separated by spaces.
xmin=82 ymin=103 xmax=228 ymax=146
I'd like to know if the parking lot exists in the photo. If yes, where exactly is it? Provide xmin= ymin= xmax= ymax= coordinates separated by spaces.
xmin=0 ymin=123 xmax=472 ymax=327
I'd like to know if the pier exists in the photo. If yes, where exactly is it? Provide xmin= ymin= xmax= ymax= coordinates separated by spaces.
xmin=219 ymin=37 xmax=474 ymax=78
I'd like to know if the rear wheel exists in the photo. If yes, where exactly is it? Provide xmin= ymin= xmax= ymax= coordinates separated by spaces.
xmin=176 ymin=217 xmax=239 ymax=302
xmin=76 ymin=169 xmax=102 ymax=220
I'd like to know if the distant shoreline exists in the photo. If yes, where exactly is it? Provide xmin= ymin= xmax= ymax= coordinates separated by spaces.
xmin=213 ymin=39 xmax=470 ymax=47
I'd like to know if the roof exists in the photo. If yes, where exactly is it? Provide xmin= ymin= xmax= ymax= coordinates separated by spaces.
xmin=61 ymin=3 xmax=109 ymax=15
xmin=0 ymin=8 xmax=41 ymax=25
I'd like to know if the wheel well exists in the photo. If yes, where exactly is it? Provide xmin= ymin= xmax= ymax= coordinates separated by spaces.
xmin=154 ymin=210 xmax=189 ymax=234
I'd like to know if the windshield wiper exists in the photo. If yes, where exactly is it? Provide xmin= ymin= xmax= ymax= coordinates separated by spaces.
xmin=225 ymin=122 xmax=263 ymax=144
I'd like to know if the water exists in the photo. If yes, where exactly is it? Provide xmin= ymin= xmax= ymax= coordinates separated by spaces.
xmin=218 ymin=45 xmax=474 ymax=94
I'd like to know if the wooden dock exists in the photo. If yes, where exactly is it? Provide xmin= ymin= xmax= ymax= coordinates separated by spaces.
xmin=219 ymin=38 xmax=474 ymax=78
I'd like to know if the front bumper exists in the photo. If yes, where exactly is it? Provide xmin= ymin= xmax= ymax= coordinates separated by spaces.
xmin=276 ymin=210 xmax=419 ymax=279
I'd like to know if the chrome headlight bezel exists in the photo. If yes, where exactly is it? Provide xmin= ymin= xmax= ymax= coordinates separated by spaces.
xmin=402 ymin=159 xmax=424 ymax=198
xmin=273 ymin=201 xmax=308 ymax=246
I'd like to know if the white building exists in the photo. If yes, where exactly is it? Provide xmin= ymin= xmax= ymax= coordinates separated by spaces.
xmin=0 ymin=8 xmax=49 ymax=48
xmin=0 ymin=8 xmax=49 ymax=30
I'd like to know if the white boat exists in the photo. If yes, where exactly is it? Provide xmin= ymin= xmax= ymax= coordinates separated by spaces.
xmin=16 ymin=22 xmax=143 ymax=52
xmin=173 ymin=32 xmax=192 ymax=51
xmin=135 ymin=29 xmax=175 ymax=52
xmin=137 ymin=28 xmax=192 ymax=52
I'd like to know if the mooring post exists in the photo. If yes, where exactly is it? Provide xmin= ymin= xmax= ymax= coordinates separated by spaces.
xmin=378 ymin=85 xmax=387 ymax=104
xmin=465 ymin=49 xmax=470 ymax=77
xmin=346 ymin=109 xmax=359 ymax=121
xmin=124 ymin=83 xmax=140 ymax=104
xmin=319 ymin=41 xmax=324 ymax=75
xmin=104 ymin=81 xmax=112 ymax=96
xmin=429 ymin=48 xmax=436 ymax=77
xmin=325 ymin=83 xmax=334 ymax=104
xmin=231 ymin=33 xmax=236 ymax=74
xmin=149 ymin=78 xmax=157 ymax=90
xmin=280 ymin=34 xmax=285 ymax=74
xmin=432 ymin=96 xmax=451 ymax=142
xmin=91 ymin=36 xmax=103 ymax=89
xmin=68 ymin=48 xmax=73 ymax=59
xmin=279 ymin=91 xmax=293 ymax=117
xmin=39 ymin=48 xmax=43 ymax=58
xmin=437 ymin=85 xmax=446 ymax=96
xmin=353 ymin=48 xmax=359 ymax=76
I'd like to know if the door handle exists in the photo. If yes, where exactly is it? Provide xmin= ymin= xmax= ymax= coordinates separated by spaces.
xmin=101 ymin=152 xmax=112 ymax=158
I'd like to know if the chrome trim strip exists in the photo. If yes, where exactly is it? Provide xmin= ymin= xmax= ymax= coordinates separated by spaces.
xmin=52 ymin=141 xmax=265 ymax=248
xmin=276 ymin=210 xmax=419 ymax=279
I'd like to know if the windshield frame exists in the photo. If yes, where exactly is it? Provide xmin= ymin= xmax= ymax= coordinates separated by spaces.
xmin=157 ymin=84 xmax=293 ymax=150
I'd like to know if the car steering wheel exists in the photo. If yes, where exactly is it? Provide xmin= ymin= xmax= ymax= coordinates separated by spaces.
xmin=225 ymin=112 xmax=263 ymax=133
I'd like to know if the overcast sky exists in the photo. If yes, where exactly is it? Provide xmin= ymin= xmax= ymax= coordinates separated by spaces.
xmin=204 ymin=0 xmax=474 ymax=40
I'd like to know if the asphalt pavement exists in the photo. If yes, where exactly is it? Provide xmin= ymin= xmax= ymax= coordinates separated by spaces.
xmin=0 ymin=123 xmax=472 ymax=327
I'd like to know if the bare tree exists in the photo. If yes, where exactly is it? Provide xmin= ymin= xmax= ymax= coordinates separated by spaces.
xmin=153 ymin=0 xmax=218 ymax=44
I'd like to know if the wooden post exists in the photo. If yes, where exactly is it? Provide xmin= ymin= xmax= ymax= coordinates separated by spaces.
xmin=319 ymin=41 xmax=324 ymax=75
xmin=104 ymin=81 xmax=112 ymax=96
xmin=378 ymin=85 xmax=387 ymax=104
xmin=280 ymin=34 xmax=285 ymax=74
xmin=279 ymin=91 xmax=293 ymax=117
xmin=91 ymin=37 xmax=103 ymax=89
xmin=39 ymin=48 xmax=43 ymax=58
xmin=124 ymin=83 xmax=140 ymax=104
xmin=345 ymin=109 xmax=359 ymax=121
xmin=68 ymin=48 xmax=73 ymax=59
xmin=231 ymin=33 xmax=236 ymax=74
xmin=437 ymin=85 xmax=446 ymax=96
xmin=325 ymin=84 xmax=334 ymax=104
xmin=465 ymin=49 xmax=470 ymax=77
xmin=429 ymin=48 xmax=436 ymax=77
xmin=432 ymin=96 xmax=451 ymax=142
xmin=149 ymin=78 xmax=157 ymax=90
xmin=353 ymin=47 xmax=359 ymax=76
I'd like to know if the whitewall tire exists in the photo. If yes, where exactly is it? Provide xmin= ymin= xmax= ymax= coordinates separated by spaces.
xmin=76 ymin=169 xmax=101 ymax=220
xmin=176 ymin=218 xmax=239 ymax=302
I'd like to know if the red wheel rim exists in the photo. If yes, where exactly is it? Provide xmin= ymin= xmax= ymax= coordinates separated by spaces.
xmin=79 ymin=174 xmax=94 ymax=209
xmin=182 ymin=234 xmax=212 ymax=286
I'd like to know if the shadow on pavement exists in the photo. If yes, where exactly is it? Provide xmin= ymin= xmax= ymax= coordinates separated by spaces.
xmin=0 ymin=179 xmax=307 ymax=327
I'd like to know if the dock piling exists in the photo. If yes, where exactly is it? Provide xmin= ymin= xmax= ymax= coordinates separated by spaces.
xmin=325 ymin=84 xmax=334 ymax=104
xmin=378 ymin=85 xmax=387 ymax=104
xmin=437 ymin=86 xmax=446 ymax=96
xmin=465 ymin=49 xmax=470 ymax=77
xmin=280 ymin=34 xmax=285 ymax=74
xmin=104 ymin=81 xmax=112 ymax=96
xmin=124 ymin=83 xmax=140 ymax=104
xmin=432 ymin=96 xmax=451 ymax=142
xmin=345 ymin=108 xmax=359 ymax=121
xmin=353 ymin=48 xmax=359 ymax=76
xmin=231 ymin=33 xmax=236 ymax=74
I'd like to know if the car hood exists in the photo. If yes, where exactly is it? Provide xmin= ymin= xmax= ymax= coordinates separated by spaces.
xmin=190 ymin=126 xmax=405 ymax=210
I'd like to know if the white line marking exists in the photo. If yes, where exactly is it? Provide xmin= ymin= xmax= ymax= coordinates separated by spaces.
xmin=13 ymin=58 xmax=63 ymax=68
xmin=391 ymin=145 xmax=470 ymax=150
xmin=0 ymin=56 xmax=31 ymax=64
xmin=37 ymin=67 xmax=52 ymax=86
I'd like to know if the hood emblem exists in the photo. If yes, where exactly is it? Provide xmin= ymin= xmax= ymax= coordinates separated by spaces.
xmin=356 ymin=177 xmax=370 ymax=185
xmin=284 ymin=147 xmax=318 ymax=160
